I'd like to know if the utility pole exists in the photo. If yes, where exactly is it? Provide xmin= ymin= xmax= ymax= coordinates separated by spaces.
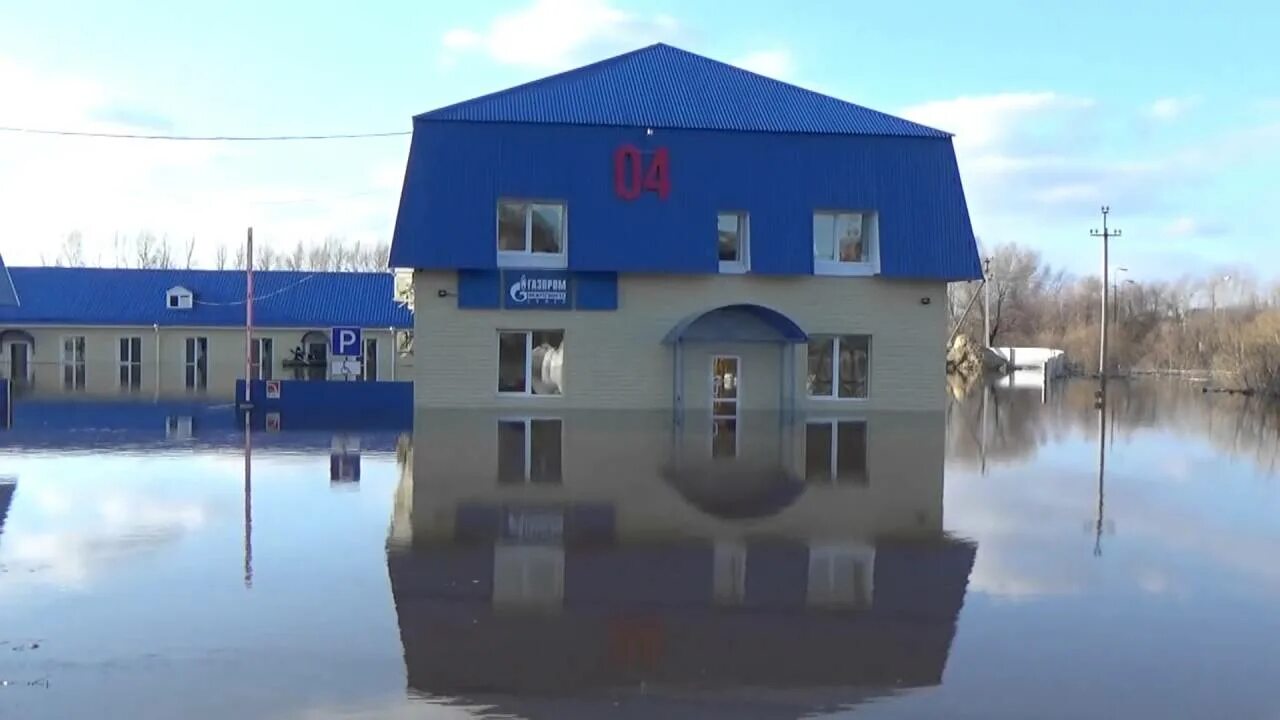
xmin=1090 ymin=208 xmax=1122 ymax=388
xmin=983 ymin=256 xmax=992 ymax=347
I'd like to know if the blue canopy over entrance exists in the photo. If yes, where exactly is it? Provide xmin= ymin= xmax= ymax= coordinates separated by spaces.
xmin=663 ymin=304 xmax=806 ymax=422
xmin=662 ymin=303 xmax=807 ymax=345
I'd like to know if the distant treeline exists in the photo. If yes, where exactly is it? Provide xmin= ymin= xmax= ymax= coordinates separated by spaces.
xmin=43 ymin=231 xmax=390 ymax=272
xmin=950 ymin=242 xmax=1280 ymax=394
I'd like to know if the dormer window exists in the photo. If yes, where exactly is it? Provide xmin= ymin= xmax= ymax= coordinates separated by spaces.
xmin=167 ymin=286 xmax=194 ymax=310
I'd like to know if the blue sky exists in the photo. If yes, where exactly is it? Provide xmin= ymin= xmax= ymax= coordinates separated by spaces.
xmin=1 ymin=0 xmax=1277 ymax=280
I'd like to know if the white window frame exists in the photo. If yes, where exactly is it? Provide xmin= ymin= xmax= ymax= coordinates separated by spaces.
xmin=60 ymin=335 xmax=87 ymax=391
xmin=497 ymin=416 xmax=564 ymax=483
xmin=118 ymin=336 xmax=143 ymax=391
xmin=805 ymin=419 xmax=869 ymax=483
xmin=808 ymin=334 xmax=871 ymax=401
xmin=717 ymin=211 xmax=749 ymax=274
xmin=710 ymin=354 xmax=741 ymax=458
xmin=496 ymin=199 xmax=568 ymax=269
xmin=250 ymin=337 xmax=274 ymax=381
xmin=497 ymin=330 xmax=564 ymax=397
xmin=493 ymin=545 xmax=566 ymax=609
xmin=713 ymin=541 xmax=748 ymax=605
xmin=807 ymin=543 xmax=875 ymax=608
xmin=184 ymin=336 xmax=208 ymax=392
xmin=166 ymin=287 xmax=193 ymax=310
xmin=813 ymin=210 xmax=880 ymax=277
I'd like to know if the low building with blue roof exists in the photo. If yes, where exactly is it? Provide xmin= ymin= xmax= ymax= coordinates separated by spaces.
xmin=0 ymin=262 xmax=413 ymax=400
xmin=392 ymin=43 xmax=981 ymax=420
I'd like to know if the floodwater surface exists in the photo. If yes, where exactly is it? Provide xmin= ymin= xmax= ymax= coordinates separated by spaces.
xmin=2 ymin=381 xmax=1279 ymax=719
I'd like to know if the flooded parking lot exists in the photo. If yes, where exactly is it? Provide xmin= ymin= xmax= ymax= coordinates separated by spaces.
xmin=2 ymin=380 xmax=1279 ymax=719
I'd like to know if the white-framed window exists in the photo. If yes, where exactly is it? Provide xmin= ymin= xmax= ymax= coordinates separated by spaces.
xmin=717 ymin=211 xmax=749 ymax=273
xmin=805 ymin=420 xmax=868 ymax=484
xmin=497 ymin=200 xmax=567 ymax=268
xmin=362 ymin=337 xmax=379 ymax=381
xmin=118 ymin=336 xmax=142 ymax=391
xmin=61 ymin=336 xmax=86 ymax=391
xmin=166 ymin=286 xmax=193 ymax=310
xmin=807 ymin=544 xmax=875 ymax=608
xmin=185 ymin=337 xmax=208 ymax=391
xmin=807 ymin=334 xmax=870 ymax=399
xmin=493 ymin=545 xmax=565 ymax=609
xmin=713 ymin=541 xmax=747 ymax=605
xmin=497 ymin=418 xmax=563 ymax=484
xmin=498 ymin=330 xmax=564 ymax=395
xmin=250 ymin=337 xmax=274 ymax=381
xmin=813 ymin=211 xmax=879 ymax=276
xmin=165 ymin=415 xmax=194 ymax=440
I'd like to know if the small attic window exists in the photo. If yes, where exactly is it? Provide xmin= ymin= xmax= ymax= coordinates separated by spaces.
xmin=167 ymin=286 xmax=194 ymax=310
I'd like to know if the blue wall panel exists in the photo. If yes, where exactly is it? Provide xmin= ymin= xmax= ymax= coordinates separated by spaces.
xmin=236 ymin=380 xmax=413 ymax=430
xmin=457 ymin=270 xmax=501 ymax=309
xmin=573 ymin=272 xmax=618 ymax=310
xmin=390 ymin=122 xmax=982 ymax=281
xmin=0 ymin=379 xmax=10 ymax=430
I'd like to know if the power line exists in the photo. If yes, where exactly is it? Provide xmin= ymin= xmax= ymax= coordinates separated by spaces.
xmin=0 ymin=126 xmax=409 ymax=141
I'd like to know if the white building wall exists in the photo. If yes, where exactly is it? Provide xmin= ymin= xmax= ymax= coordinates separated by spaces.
xmin=413 ymin=272 xmax=947 ymax=412
xmin=0 ymin=326 xmax=410 ymax=400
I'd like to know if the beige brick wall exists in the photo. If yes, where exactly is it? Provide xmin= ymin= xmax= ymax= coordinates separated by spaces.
xmin=395 ymin=409 xmax=945 ymax=544
xmin=413 ymin=271 xmax=947 ymax=412
xmin=0 ymin=326 xmax=410 ymax=400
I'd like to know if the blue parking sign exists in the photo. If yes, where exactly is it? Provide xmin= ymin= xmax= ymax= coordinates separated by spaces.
xmin=331 ymin=327 xmax=362 ymax=357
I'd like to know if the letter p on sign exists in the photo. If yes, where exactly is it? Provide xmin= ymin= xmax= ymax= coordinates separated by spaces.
xmin=331 ymin=327 xmax=363 ymax=357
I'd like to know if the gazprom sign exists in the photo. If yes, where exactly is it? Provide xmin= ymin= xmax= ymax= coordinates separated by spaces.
xmin=503 ymin=270 xmax=572 ymax=310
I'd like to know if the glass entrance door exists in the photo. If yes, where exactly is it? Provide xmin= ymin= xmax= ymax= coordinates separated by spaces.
xmin=711 ymin=356 xmax=740 ymax=458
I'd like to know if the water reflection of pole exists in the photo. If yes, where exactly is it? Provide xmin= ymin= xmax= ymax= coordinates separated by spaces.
xmin=980 ymin=381 xmax=990 ymax=476
xmin=1095 ymin=398 xmax=1107 ymax=558
xmin=244 ymin=411 xmax=254 ymax=589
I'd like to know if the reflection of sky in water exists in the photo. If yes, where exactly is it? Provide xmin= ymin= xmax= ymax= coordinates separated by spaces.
xmin=0 ymin=381 xmax=1278 ymax=719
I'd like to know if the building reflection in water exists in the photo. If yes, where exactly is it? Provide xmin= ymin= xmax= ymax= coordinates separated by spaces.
xmin=388 ymin=410 xmax=976 ymax=718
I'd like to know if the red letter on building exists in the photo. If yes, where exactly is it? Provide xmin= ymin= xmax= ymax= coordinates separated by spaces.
xmin=613 ymin=145 xmax=643 ymax=200
xmin=642 ymin=147 xmax=670 ymax=199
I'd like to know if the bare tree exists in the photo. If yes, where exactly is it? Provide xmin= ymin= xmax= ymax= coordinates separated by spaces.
xmin=185 ymin=236 xmax=197 ymax=269
xmin=55 ymin=231 xmax=87 ymax=267
xmin=215 ymin=244 xmax=228 ymax=270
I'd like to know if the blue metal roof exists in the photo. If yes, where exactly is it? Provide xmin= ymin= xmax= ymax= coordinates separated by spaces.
xmin=419 ymin=43 xmax=949 ymax=138
xmin=0 ymin=254 xmax=18 ymax=307
xmin=0 ymin=267 xmax=412 ymax=328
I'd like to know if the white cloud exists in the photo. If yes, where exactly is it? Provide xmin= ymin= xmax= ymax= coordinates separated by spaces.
xmin=0 ymin=57 xmax=406 ymax=268
xmin=901 ymin=92 xmax=1096 ymax=152
xmin=733 ymin=49 xmax=795 ymax=80
xmin=1147 ymin=96 xmax=1200 ymax=122
xmin=1164 ymin=216 xmax=1230 ymax=238
xmin=439 ymin=0 xmax=681 ymax=70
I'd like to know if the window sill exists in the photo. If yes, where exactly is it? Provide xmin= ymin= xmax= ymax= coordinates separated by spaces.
xmin=498 ymin=252 xmax=567 ymax=270
xmin=807 ymin=395 xmax=870 ymax=402
xmin=814 ymin=261 xmax=877 ymax=277
xmin=718 ymin=261 xmax=749 ymax=274
xmin=497 ymin=392 xmax=565 ymax=399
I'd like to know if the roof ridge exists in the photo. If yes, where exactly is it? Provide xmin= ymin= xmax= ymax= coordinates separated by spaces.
xmin=416 ymin=43 xmax=664 ymax=121
xmin=414 ymin=43 xmax=952 ymax=138
xmin=660 ymin=45 xmax=951 ymax=138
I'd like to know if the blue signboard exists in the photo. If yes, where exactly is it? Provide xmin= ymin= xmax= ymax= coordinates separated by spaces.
xmin=330 ymin=327 xmax=363 ymax=357
xmin=503 ymin=270 xmax=572 ymax=310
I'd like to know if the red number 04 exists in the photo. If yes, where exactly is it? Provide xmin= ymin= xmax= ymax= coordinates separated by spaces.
xmin=613 ymin=145 xmax=670 ymax=200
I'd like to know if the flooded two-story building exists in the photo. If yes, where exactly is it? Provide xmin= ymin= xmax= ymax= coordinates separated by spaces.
xmin=390 ymin=43 xmax=982 ymax=425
